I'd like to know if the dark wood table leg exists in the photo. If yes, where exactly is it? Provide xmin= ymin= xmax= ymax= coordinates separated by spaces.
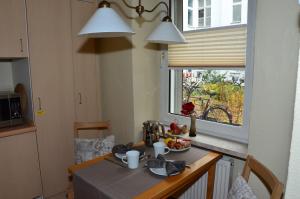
xmin=207 ymin=163 xmax=217 ymax=199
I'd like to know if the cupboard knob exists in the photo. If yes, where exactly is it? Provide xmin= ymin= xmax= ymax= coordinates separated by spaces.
xmin=19 ymin=38 xmax=24 ymax=52
xmin=78 ymin=93 xmax=82 ymax=104
xmin=38 ymin=97 xmax=42 ymax=110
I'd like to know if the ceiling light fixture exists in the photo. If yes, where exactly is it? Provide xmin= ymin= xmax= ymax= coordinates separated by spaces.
xmin=79 ymin=0 xmax=186 ymax=44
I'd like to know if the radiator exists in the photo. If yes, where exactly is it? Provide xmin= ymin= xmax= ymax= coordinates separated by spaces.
xmin=179 ymin=159 xmax=233 ymax=199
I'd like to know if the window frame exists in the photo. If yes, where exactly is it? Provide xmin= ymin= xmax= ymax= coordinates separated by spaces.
xmin=159 ymin=0 xmax=256 ymax=144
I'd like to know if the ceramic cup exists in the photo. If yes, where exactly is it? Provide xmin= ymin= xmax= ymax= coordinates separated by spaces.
xmin=121 ymin=150 xmax=140 ymax=169
xmin=153 ymin=142 xmax=170 ymax=158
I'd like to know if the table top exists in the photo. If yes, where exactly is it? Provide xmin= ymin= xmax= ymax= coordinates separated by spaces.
xmin=70 ymin=145 xmax=221 ymax=199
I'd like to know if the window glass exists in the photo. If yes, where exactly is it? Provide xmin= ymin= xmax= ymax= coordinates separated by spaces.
xmin=188 ymin=0 xmax=193 ymax=7
xmin=198 ymin=9 xmax=204 ymax=18
xmin=198 ymin=9 xmax=204 ymax=27
xmin=206 ymin=0 xmax=211 ymax=6
xmin=205 ymin=8 xmax=211 ymax=26
xmin=169 ymin=69 xmax=245 ymax=126
xmin=233 ymin=0 xmax=241 ymax=2
xmin=188 ymin=10 xmax=193 ymax=26
xmin=198 ymin=0 xmax=204 ymax=7
xmin=233 ymin=4 xmax=242 ymax=23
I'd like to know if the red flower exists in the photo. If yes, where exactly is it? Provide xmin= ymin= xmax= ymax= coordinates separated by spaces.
xmin=181 ymin=102 xmax=195 ymax=115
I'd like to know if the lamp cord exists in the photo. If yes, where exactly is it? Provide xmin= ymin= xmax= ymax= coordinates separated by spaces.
xmin=121 ymin=0 xmax=136 ymax=9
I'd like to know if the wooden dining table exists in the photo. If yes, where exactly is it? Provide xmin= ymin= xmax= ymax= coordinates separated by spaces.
xmin=68 ymin=143 xmax=222 ymax=199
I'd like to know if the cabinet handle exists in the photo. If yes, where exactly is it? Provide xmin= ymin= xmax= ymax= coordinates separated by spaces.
xmin=38 ymin=97 xmax=42 ymax=110
xmin=78 ymin=93 xmax=82 ymax=104
xmin=19 ymin=38 xmax=24 ymax=53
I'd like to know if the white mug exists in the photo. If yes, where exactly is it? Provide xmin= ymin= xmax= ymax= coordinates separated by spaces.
xmin=153 ymin=142 xmax=170 ymax=158
xmin=121 ymin=150 xmax=140 ymax=169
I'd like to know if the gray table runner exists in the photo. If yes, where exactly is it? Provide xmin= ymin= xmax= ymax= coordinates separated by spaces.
xmin=74 ymin=146 xmax=209 ymax=199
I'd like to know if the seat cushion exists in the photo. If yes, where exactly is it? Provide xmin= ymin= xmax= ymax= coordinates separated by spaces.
xmin=75 ymin=135 xmax=115 ymax=164
xmin=228 ymin=176 xmax=257 ymax=199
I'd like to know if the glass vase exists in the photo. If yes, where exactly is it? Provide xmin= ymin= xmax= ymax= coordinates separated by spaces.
xmin=189 ymin=115 xmax=197 ymax=137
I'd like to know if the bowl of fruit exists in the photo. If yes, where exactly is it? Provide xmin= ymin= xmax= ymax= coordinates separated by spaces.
xmin=164 ymin=137 xmax=192 ymax=152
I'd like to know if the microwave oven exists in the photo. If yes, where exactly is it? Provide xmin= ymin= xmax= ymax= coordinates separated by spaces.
xmin=0 ymin=92 xmax=24 ymax=128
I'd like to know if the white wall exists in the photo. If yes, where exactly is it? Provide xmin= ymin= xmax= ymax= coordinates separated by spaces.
xmin=99 ymin=0 xmax=161 ymax=144
xmin=0 ymin=61 xmax=14 ymax=91
xmin=285 ymin=49 xmax=300 ymax=199
xmin=131 ymin=1 xmax=161 ymax=142
xmin=248 ymin=0 xmax=299 ymax=197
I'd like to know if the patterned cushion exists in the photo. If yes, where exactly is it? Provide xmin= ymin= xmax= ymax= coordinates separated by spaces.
xmin=228 ymin=176 xmax=257 ymax=199
xmin=75 ymin=135 xmax=115 ymax=164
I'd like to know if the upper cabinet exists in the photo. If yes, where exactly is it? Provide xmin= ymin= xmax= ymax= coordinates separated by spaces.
xmin=71 ymin=0 xmax=101 ymax=122
xmin=0 ymin=0 xmax=28 ymax=58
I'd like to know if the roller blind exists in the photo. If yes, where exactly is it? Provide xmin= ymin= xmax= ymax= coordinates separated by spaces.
xmin=168 ymin=25 xmax=247 ymax=68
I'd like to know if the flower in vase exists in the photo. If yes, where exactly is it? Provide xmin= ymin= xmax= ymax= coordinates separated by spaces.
xmin=181 ymin=102 xmax=197 ymax=137
xmin=181 ymin=102 xmax=195 ymax=116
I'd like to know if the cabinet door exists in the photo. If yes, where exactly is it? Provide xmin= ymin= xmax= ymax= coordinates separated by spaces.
xmin=71 ymin=0 xmax=102 ymax=122
xmin=0 ymin=0 xmax=28 ymax=58
xmin=0 ymin=132 xmax=42 ymax=199
xmin=26 ymin=0 xmax=75 ymax=197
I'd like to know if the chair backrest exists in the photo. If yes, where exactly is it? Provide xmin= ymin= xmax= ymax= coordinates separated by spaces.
xmin=242 ymin=155 xmax=284 ymax=199
xmin=74 ymin=121 xmax=110 ymax=138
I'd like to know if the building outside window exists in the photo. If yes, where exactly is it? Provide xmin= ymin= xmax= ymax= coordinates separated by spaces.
xmin=161 ymin=0 xmax=254 ymax=143
xmin=183 ymin=0 xmax=247 ymax=31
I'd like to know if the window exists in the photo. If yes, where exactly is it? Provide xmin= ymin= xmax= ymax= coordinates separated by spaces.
xmin=185 ymin=0 xmax=211 ymax=30
xmin=198 ymin=0 xmax=211 ymax=28
xmin=160 ymin=0 xmax=254 ymax=143
xmin=188 ymin=0 xmax=193 ymax=26
xmin=188 ymin=9 xmax=193 ymax=26
xmin=233 ymin=0 xmax=242 ymax=23
xmin=170 ymin=69 xmax=245 ymax=126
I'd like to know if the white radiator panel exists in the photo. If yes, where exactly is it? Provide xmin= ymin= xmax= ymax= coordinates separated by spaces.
xmin=179 ymin=159 xmax=232 ymax=199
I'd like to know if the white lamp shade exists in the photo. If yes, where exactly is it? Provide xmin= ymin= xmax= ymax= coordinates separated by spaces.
xmin=146 ymin=21 xmax=186 ymax=44
xmin=79 ymin=7 xmax=135 ymax=38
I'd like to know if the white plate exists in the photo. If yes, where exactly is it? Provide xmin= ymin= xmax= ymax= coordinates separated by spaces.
xmin=168 ymin=146 xmax=191 ymax=152
xmin=149 ymin=168 xmax=180 ymax=176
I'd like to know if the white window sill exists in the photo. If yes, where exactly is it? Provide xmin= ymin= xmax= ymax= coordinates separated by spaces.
xmin=177 ymin=133 xmax=248 ymax=159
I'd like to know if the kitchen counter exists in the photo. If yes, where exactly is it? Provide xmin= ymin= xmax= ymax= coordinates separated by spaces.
xmin=0 ymin=123 xmax=37 ymax=138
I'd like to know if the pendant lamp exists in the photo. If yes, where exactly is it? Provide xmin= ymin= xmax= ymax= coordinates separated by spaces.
xmin=79 ymin=0 xmax=186 ymax=44
xmin=79 ymin=1 xmax=135 ymax=37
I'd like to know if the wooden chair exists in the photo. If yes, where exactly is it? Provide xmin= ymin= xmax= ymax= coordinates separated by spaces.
xmin=74 ymin=121 xmax=110 ymax=138
xmin=241 ymin=155 xmax=284 ymax=199
xmin=67 ymin=121 xmax=110 ymax=199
